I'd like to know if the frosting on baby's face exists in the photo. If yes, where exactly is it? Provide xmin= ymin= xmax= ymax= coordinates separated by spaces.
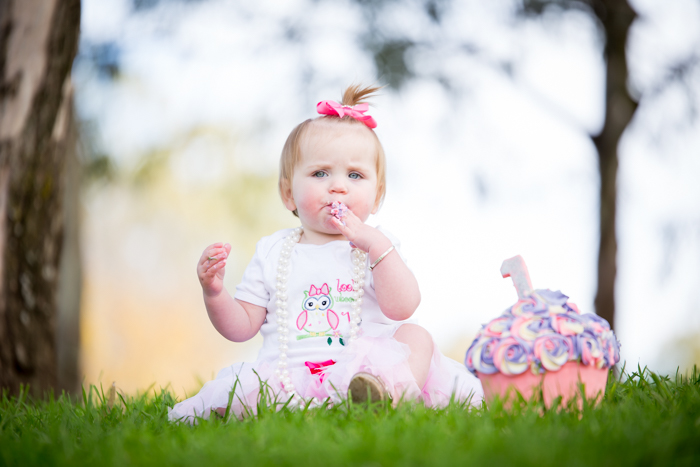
xmin=465 ymin=290 xmax=621 ymax=376
xmin=330 ymin=201 xmax=349 ymax=226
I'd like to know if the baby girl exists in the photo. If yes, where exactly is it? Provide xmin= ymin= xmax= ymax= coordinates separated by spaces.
xmin=169 ymin=85 xmax=483 ymax=422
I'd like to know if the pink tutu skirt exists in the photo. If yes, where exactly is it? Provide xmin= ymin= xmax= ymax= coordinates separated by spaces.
xmin=168 ymin=323 xmax=484 ymax=423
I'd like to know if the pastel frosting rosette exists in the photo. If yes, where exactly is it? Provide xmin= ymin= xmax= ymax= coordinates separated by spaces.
xmin=465 ymin=256 xmax=621 ymax=408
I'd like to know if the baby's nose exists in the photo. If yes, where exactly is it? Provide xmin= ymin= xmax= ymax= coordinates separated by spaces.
xmin=329 ymin=177 xmax=348 ymax=193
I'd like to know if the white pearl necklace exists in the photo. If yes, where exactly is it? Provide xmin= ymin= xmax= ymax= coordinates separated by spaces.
xmin=273 ymin=227 xmax=368 ymax=406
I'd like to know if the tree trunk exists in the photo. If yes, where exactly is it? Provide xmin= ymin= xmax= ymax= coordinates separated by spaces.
xmin=592 ymin=0 xmax=637 ymax=330
xmin=0 ymin=0 xmax=81 ymax=396
xmin=56 ymin=105 xmax=82 ymax=395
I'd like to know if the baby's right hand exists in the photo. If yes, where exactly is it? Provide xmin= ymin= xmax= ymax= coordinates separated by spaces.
xmin=197 ymin=242 xmax=232 ymax=297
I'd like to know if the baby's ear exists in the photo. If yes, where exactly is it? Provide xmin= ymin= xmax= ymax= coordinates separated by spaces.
xmin=371 ymin=193 xmax=382 ymax=215
xmin=279 ymin=179 xmax=297 ymax=213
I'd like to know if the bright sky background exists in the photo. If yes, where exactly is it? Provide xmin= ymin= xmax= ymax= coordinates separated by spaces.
xmin=74 ymin=0 xmax=700 ymax=392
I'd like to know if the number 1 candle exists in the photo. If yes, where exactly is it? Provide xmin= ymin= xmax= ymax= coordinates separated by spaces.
xmin=500 ymin=255 xmax=533 ymax=300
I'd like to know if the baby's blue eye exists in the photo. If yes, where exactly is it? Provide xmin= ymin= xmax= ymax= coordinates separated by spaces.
xmin=313 ymin=171 xmax=327 ymax=178
xmin=349 ymin=173 xmax=361 ymax=180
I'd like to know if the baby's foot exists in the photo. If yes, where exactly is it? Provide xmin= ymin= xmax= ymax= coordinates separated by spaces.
xmin=348 ymin=372 xmax=389 ymax=404
xmin=330 ymin=201 xmax=349 ymax=226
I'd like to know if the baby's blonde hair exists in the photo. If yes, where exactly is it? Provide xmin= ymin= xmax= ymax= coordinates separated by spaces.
xmin=279 ymin=84 xmax=387 ymax=217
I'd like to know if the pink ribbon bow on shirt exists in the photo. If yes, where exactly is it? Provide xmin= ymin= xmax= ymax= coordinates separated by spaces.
xmin=305 ymin=359 xmax=337 ymax=382
xmin=317 ymin=100 xmax=378 ymax=129
xmin=309 ymin=283 xmax=331 ymax=296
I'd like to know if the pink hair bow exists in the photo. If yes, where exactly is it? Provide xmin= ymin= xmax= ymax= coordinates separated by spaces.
xmin=316 ymin=100 xmax=377 ymax=129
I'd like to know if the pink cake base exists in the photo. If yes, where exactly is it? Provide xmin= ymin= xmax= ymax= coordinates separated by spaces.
xmin=478 ymin=361 xmax=608 ymax=409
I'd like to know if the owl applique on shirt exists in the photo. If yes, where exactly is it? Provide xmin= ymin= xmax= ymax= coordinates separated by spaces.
xmin=295 ymin=283 xmax=345 ymax=346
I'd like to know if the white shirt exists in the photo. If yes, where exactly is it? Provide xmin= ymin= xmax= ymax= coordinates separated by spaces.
xmin=234 ymin=227 xmax=407 ymax=370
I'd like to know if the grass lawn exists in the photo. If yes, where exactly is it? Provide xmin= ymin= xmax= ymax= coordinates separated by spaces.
xmin=1 ymin=366 xmax=699 ymax=466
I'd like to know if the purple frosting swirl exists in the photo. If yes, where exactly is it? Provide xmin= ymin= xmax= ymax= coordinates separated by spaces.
xmin=511 ymin=293 xmax=549 ymax=316
xmin=575 ymin=330 xmax=604 ymax=367
xmin=533 ymin=334 xmax=574 ymax=372
xmin=465 ymin=336 xmax=500 ymax=374
xmin=493 ymin=336 xmax=531 ymax=375
xmin=536 ymin=289 xmax=569 ymax=306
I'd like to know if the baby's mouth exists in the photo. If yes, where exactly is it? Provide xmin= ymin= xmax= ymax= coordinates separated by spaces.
xmin=325 ymin=200 xmax=349 ymax=207
xmin=330 ymin=201 xmax=350 ymax=225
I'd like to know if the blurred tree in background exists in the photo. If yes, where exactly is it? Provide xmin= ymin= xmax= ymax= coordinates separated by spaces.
xmin=524 ymin=0 xmax=638 ymax=331
xmin=0 ymin=0 xmax=81 ymax=396
xmin=355 ymin=0 xmax=699 ymax=330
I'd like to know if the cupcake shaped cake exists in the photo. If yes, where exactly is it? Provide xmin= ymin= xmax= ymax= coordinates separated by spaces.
xmin=465 ymin=256 xmax=621 ymax=408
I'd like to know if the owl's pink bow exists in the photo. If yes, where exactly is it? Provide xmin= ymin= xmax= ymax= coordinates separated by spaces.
xmin=316 ymin=100 xmax=377 ymax=129
xmin=309 ymin=283 xmax=330 ymax=296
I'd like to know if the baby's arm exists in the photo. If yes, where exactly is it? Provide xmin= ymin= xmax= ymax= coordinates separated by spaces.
xmin=331 ymin=216 xmax=421 ymax=321
xmin=197 ymin=243 xmax=267 ymax=342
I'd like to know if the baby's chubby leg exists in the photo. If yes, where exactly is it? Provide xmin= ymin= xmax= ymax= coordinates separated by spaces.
xmin=393 ymin=324 xmax=434 ymax=389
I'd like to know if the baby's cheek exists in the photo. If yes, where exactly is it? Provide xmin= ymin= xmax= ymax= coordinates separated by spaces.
xmin=297 ymin=195 xmax=319 ymax=214
xmin=351 ymin=200 xmax=373 ymax=221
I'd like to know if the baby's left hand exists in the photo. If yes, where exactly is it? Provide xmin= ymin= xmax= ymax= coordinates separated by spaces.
xmin=332 ymin=210 xmax=391 ymax=254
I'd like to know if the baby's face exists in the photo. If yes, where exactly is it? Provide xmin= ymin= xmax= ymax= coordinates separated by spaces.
xmin=284 ymin=124 xmax=379 ymax=241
